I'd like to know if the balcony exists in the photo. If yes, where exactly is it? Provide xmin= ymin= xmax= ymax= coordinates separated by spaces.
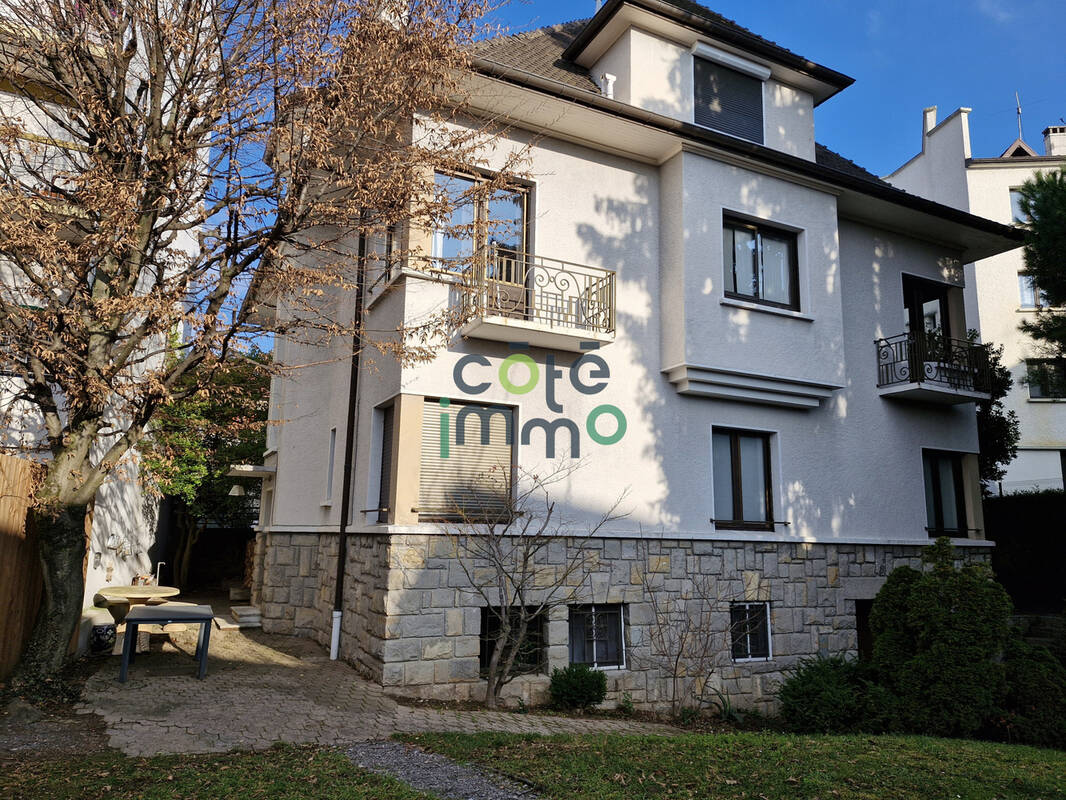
xmin=876 ymin=332 xmax=991 ymax=404
xmin=459 ymin=247 xmax=615 ymax=352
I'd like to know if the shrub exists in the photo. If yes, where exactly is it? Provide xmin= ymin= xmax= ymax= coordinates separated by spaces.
xmin=777 ymin=654 xmax=897 ymax=734
xmin=549 ymin=664 xmax=607 ymax=710
xmin=870 ymin=538 xmax=1013 ymax=739
xmin=999 ymin=636 xmax=1066 ymax=749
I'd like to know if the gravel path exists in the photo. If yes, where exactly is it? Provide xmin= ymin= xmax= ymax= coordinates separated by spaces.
xmin=347 ymin=740 xmax=541 ymax=800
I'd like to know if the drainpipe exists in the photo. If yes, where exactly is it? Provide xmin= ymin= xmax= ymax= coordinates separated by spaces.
xmin=331 ymin=227 xmax=368 ymax=660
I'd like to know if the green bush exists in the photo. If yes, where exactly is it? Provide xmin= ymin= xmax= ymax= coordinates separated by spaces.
xmin=549 ymin=663 xmax=607 ymax=710
xmin=777 ymin=654 xmax=897 ymax=734
xmin=870 ymin=538 xmax=1013 ymax=739
xmin=999 ymin=636 xmax=1066 ymax=748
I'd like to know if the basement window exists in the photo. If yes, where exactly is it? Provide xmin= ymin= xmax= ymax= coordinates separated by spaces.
xmin=569 ymin=604 xmax=625 ymax=669
xmin=730 ymin=602 xmax=772 ymax=661
xmin=480 ymin=606 xmax=546 ymax=676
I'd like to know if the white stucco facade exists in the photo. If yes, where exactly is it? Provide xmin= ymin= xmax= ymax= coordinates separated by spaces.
xmin=254 ymin=2 xmax=1020 ymax=708
xmin=887 ymin=108 xmax=1066 ymax=492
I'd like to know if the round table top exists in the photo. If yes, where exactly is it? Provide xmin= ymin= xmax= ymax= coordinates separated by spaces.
xmin=98 ymin=585 xmax=180 ymax=599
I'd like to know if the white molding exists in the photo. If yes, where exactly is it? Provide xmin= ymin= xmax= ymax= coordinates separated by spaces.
xmin=664 ymin=363 xmax=842 ymax=409
xmin=719 ymin=297 xmax=814 ymax=321
xmin=690 ymin=41 xmax=772 ymax=81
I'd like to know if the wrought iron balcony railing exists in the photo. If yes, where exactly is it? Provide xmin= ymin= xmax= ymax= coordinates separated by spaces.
xmin=461 ymin=246 xmax=615 ymax=336
xmin=875 ymin=332 xmax=991 ymax=394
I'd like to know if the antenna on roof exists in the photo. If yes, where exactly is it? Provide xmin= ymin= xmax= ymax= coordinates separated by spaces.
xmin=1016 ymin=91 xmax=1024 ymax=141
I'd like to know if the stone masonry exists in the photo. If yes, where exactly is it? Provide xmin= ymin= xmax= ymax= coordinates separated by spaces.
xmin=257 ymin=532 xmax=990 ymax=712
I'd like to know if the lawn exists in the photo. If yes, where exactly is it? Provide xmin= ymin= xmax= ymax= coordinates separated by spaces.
xmin=2 ymin=744 xmax=433 ymax=800
xmin=402 ymin=731 xmax=1066 ymax=800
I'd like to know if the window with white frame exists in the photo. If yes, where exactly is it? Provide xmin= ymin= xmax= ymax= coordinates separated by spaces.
xmin=730 ymin=602 xmax=771 ymax=661
xmin=569 ymin=604 xmax=625 ymax=668
xmin=1009 ymin=188 xmax=1027 ymax=225
xmin=1019 ymin=274 xmax=1050 ymax=309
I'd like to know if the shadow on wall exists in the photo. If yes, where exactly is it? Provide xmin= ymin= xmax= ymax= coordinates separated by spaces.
xmin=570 ymin=168 xmax=866 ymax=541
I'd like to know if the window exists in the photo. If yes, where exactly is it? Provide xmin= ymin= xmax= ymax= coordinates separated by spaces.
xmin=480 ymin=606 xmax=546 ymax=676
xmin=854 ymin=599 xmax=874 ymax=662
xmin=694 ymin=58 xmax=764 ymax=143
xmin=922 ymin=450 xmax=967 ymax=536
xmin=419 ymin=398 xmax=513 ymax=521
xmin=569 ymin=604 xmax=625 ymax=668
xmin=1019 ymin=274 xmax=1050 ymax=309
xmin=730 ymin=602 xmax=771 ymax=661
xmin=324 ymin=427 xmax=336 ymax=504
xmin=1009 ymin=188 xmax=1027 ymax=224
xmin=1027 ymin=359 xmax=1066 ymax=399
xmin=722 ymin=217 xmax=798 ymax=309
xmin=376 ymin=405 xmax=394 ymax=520
xmin=431 ymin=171 xmax=528 ymax=270
xmin=712 ymin=428 xmax=773 ymax=530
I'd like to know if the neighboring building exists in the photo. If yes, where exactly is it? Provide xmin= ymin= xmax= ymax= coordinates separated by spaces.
xmin=0 ymin=35 xmax=195 ymax=610
xmin=253 ymin=0 xmax=1021 ymax=710
xmin=886 ymin=109 xmax=1066 ymax=493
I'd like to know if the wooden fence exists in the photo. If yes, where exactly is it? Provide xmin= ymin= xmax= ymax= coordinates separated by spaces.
xmin=0 ymin=454 xmax=39 ymax=680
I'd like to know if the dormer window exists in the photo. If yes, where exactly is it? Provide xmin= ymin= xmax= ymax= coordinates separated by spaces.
xmin=692 ymin=44 xmax=767 ymax=144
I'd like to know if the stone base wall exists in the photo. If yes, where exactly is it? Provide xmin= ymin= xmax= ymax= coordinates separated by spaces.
xmin=255 ymin=531 xmax=990 ymax=712
xmin=256 ymin=531 xmax=391 ymax=682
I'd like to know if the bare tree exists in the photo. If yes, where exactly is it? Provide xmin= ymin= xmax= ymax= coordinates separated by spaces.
xmin=631 ymin=537 xmax=735 ymax=718
xmin=441 ymin=463 xmax=624 ymax=709
xmin=0 ymin=0 xmax=524 ymax=681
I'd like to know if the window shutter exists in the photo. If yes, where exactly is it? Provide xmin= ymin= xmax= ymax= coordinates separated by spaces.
xmin=694 ymin=58 xmax=764 ymax=144
xmin=419 ymin=399 xmax=513 ymax=520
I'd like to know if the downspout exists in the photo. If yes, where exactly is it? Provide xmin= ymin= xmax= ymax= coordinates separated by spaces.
xmin=331 ymin=229 xmax=368 ymax=659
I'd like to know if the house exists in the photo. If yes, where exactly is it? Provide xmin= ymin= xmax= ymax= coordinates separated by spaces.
xmin=885 ymin=109 xmax=1066 ymax=493
xmin=252 ymin=0 xmax=1022 ymax=709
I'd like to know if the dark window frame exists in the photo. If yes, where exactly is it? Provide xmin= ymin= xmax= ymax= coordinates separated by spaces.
xmin=922 ymin=449 xmax=968 ymax=537
xmin=479 ymin=606 xmax=547 ymax=677
xmin=376 ymin=404 xmax=394 ymax=521
xmin=729 ymin=601 xmax=772 ymax=661
xmin=713 ymin=428 xmax=775 ymax=532
xmin=1026 ymin=358 xmax=1066 ymax=399
xmin=723 ymin=216 xmax=800 ymax=311
xmin=568 ymin=604 xmax=626 ymax=669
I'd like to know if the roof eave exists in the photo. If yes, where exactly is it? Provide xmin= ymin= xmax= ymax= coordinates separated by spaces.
xmin=468 ymin=57 xmax=1022 ymax=260
xmin=560 ymin=0 xmax=854 ymax=99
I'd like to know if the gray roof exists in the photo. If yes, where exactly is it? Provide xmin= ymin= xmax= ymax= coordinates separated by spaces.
xmin=473 ymin=20 xmax=598 ymax=93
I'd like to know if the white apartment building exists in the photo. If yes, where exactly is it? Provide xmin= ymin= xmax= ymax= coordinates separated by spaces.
xmin=254 ymin=0 xmax=1022 ymax=709
xmin=886 ymin=109 xmax=1066 ymax=492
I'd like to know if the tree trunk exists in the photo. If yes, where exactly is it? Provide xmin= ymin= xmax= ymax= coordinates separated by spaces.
xmin=13 ymin=505 xmax=88 ymax=685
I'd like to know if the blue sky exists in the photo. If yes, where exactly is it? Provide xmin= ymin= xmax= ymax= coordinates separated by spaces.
xmin=490 ymin=0 xmax=1066 ymax=176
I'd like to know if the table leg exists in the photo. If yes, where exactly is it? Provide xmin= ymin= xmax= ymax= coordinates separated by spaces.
xmin=119 ymin=623 xmax=134 ymax=683
xmin=129 ymin=623 xmax=140 ymax=664
xmin=197 ymin=621 xmax=211 ymax=679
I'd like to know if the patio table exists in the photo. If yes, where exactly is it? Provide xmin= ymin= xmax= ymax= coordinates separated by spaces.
xmin=118 ymin=604 xmax=214 ymax=682
xmin=98 ymin=585 xmax=180 ymax=624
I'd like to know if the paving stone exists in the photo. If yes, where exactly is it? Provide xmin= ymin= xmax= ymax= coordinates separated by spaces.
xmin=80 ymin=627 xmax=676 ymax=756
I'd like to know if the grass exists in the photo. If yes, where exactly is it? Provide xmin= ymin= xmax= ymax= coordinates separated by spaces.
xmin=401 ymin=731 xmax=1066 ymax=800
xmin=2 ymin=744 xmax=434 ymax=800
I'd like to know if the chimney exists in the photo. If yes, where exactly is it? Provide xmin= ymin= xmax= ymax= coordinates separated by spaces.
xmin=1044 ymin=126 xmax=1066 ymax=157
xmin=923 ymin=106 xmax=938 ymax=135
